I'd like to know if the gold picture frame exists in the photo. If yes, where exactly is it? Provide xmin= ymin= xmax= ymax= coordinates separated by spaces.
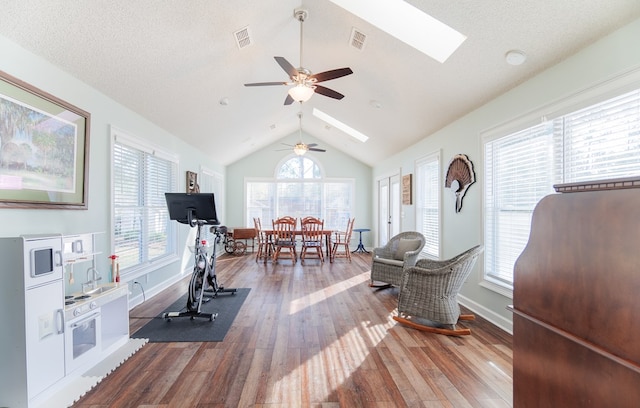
xmin=0 ymin=70 xmax=90 ymax=209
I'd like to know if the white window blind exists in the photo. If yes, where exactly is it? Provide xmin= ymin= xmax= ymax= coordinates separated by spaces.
xmin=484 ymin=87 xmax=640 ymax=290
xmin=113 ymin=137 xmax=177 ymax=275
xmin=415 ymin=153 xmax=440 ymax=258
xmin=484 ymin=122 xmax=560 ymax=287
xmin=564 ymin=90 xmax=640 ymax=182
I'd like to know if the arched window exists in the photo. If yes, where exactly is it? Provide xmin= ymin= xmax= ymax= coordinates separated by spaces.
xmin=246 ymin=155 xmax=353 ymax=230
xmin=276 ymin=156 xmax=322 ymax=179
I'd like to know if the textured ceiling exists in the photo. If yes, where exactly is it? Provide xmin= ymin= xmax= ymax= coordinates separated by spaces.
xmin=1 ymin=0 xmax=639 ymax=166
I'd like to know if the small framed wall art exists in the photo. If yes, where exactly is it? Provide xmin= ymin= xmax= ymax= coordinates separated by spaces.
xmin=402 ymin=174 xmax=412 ymax=205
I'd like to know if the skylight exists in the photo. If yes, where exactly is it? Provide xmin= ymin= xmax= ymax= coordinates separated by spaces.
xmin=313 ymin=108 xmax=369 ymax=143
xmin=328 ymin=0 xmax=466 ymax=63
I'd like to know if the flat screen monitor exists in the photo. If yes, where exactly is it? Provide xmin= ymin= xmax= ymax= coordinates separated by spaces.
xmin=165 ymin=193 xmax=219 ymax=226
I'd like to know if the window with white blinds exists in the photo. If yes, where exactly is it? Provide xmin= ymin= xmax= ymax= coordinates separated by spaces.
xmin=484 ymin=87 xmax=640 ymax=291
xmin=245 ymin=156 xmax=354 ymax=230
xmin=112 ymin=133 xmax=178 ymax=276
xmin=415 ymin=152 xmax=440 ymax=258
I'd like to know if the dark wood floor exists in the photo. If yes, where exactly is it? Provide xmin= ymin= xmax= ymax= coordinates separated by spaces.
xmin=73 ymin=251 xmax=513 ymax=407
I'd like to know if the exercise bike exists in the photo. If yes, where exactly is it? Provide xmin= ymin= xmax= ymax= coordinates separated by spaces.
xmin=163 ymin=193 xmax=237 ymax=322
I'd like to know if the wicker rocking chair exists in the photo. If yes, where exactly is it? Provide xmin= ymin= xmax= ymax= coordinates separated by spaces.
xmin=370 ymin=231 xmax=425 ymax=289
xmin=393 ymin=245 xmax=484 ymax=336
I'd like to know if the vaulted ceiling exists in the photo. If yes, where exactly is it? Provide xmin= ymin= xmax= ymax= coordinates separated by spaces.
xmin=1 ymin=1 xmax=639 ymax=166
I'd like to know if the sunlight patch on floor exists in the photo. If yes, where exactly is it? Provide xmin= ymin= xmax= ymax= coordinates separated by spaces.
xmin=288 ymin=270 xmax=370 ymax=315
xmin=273 ymin=271 xmax=395 ymax=403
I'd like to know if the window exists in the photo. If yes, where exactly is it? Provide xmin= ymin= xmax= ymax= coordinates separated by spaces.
xmin=246 ymin=156 xmax=354 ymax=230
xmin=484 ymin=88 xmax=640 ymax=292
xmin=112 ymin=129 xmax=178 ymax=278
xmin=415 ymin=152 xmax=440 ymax=258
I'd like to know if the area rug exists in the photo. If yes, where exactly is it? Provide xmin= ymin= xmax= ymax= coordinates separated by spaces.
xmin=131 ymin=288 xmax=250 ymax=342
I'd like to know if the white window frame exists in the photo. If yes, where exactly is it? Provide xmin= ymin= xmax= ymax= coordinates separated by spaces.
xmin=482 ymin=69 xmax=640 ymax=298
xmin=110 ymin=126 xmax=179 ymax=281
xmin=415 ymin=151 xmax=441 ymax=259
xmin=244 ymin=155 xmax=355 ymax=230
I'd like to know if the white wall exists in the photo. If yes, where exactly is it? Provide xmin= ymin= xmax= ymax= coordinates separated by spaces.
xmin=373 ymin=18 xmax=640 ymax=333
xmin=0 ymin=35 xmax=225 ymax=303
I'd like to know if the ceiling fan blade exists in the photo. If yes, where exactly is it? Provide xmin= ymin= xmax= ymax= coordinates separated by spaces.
xmin=306 ymin=143 xmax=318 ymax=147
xmin=309 ymin=148 xmax=326 ymax=152
xmin=274 ymin=56 xmax=298 ymax=79
xmin=314 ymin=85 xmax=345 ymax=100
xmin=284 ymin=94 xmax=294 ymax=105
xmin=311 ymin=67 xmax=353 ymax=83
xmin=244 ymin=81 xmax=288 ymax=87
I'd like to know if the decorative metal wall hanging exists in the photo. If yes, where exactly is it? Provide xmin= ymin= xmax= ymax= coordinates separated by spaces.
xmin=445 ymin=154 xmax=476 ymax=213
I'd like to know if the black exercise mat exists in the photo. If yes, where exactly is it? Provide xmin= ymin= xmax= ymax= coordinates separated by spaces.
xmin=131 ymin=288 xmax=250 ymax=342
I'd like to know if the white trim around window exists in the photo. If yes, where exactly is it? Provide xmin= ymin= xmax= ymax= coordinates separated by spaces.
xmin=110 ymin=126 xmax=179 ymax=281
xmin=415 ymin=151 xmax=441 ymax=259
xmin=481 ymin=67 xmax=640 ymax=298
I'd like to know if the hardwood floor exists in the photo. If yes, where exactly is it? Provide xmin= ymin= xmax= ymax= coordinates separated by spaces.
xmin=73 ymin=252 xmax=513 ymax=408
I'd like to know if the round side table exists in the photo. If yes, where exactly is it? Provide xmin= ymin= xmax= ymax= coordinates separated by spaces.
xmin=352 ymin=228 xmax=370 ymax=253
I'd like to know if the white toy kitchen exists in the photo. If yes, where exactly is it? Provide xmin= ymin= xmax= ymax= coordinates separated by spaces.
xmin=0 ymin=233 xmax=130 ymax=408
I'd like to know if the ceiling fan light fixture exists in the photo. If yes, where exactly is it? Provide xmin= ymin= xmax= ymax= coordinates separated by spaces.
xmin=293 ymin=143 xmax=308 ymax=156
xmin=288 ymin=84 xmax=315 ymax=102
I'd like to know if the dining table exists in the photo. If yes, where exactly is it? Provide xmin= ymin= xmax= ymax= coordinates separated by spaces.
xmin=261 ymin=229 xmax=335 ymax=260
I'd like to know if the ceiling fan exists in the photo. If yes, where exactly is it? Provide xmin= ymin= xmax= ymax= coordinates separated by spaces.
xmin=244 ymin=8 xmax=353 ymax=105
xmin=279 ymin=111 xmax=326 ymax=155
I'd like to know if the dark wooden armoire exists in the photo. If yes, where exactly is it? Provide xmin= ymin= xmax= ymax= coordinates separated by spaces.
xmin=512 ymin=177 xmax=640 ymax=407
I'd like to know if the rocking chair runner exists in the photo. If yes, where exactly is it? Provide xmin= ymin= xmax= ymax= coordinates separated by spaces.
xmin=393 ymin=245 xmax=484 ymax=336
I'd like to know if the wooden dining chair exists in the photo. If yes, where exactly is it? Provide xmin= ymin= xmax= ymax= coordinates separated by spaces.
xmin=330 ymin=217 xmax=355 ymax=263
xmin=300 ymin=216 xmax=324 ymax=264
xmin=253 ymin=217 xmax=273 ymax=263
xmin=271 ymin=217 xmax=298 ymax=263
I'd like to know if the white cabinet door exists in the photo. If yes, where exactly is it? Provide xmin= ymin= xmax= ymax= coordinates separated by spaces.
xmin=25 ymin=280 xmax=65 ymax=399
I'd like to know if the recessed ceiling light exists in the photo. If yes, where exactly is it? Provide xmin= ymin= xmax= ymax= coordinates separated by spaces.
xmin=219 ymin=97 xmax=230 ymax=106
xmin=313 ymin=108 xmax=369 ymax=143
xmin=505 ymin=50 xmax=527 ymax=66
xmin=328 ymin=0 xmax=466 ymax=63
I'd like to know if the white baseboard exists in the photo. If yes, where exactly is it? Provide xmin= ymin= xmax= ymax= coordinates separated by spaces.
xmin=458 ymin=295 xmax=513 ymax=335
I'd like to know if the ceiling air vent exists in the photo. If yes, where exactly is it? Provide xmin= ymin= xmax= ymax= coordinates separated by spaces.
xmin=234 ymin=26 xmax=252 ymax=49
xmin=350 ymin=28 xmax=367 ymax=51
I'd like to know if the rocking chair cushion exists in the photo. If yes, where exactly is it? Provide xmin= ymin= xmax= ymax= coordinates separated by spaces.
xmin=394 ymin=238 xmax=422 ymax=260
xmin=374 ymin=257 xmax=404 ymax=267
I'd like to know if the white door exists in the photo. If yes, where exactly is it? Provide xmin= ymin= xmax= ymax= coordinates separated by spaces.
xmin=378 ymin=174 xmax=401 ymax=246
xmin=25 ymin=280 xmax=65 ymax=399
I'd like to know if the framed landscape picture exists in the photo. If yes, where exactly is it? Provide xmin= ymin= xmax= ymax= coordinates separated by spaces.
xmin=0 ymin=70 xmax=90 ymax=209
